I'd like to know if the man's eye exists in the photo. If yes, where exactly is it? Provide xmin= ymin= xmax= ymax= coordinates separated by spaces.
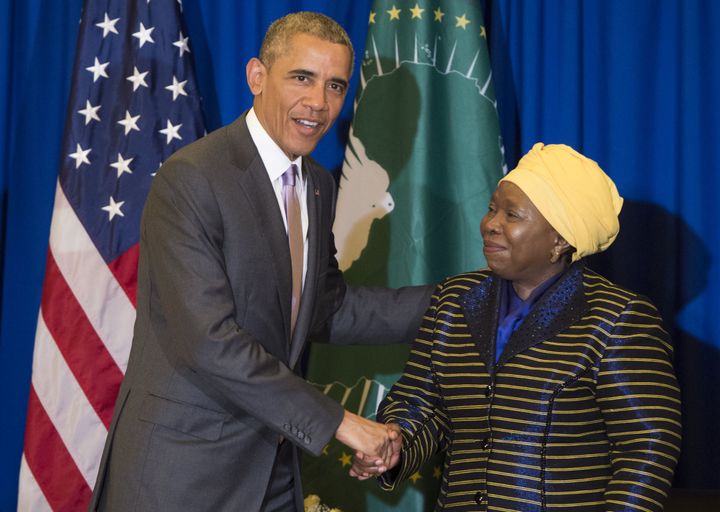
xmin=329 ymin=83 xmax=345 ymax=94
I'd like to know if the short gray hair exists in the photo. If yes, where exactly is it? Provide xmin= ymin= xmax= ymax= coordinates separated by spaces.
xmin=260 ymin=12 xmax=354 ymax=71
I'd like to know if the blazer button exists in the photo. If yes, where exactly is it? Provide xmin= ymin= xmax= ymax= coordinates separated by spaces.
xmin=485 ymin=384 xmax=493 ymax=398
xmin=283 ymin=424 xmax=291 ymax=431
xmin=475 ymin=492 xmax=486 ymax=505
xmin=304 ymin=436 xmax=311 ymax=445
xmin=297 ymin=432 xmax=305 ymax=440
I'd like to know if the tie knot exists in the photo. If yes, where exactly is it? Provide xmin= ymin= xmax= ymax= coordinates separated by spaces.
xmin=282 ymin=164 xmax=298 ymax=187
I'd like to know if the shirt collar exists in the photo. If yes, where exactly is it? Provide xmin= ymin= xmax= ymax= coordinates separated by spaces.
xmin=246 ymin=108 xmax=302 ymax=182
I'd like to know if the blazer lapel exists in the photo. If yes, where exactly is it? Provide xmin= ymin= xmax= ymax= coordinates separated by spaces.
xmin=497 ymin=262 xmax=587 ymax=367
xmin=289 ymin=165 xmax=321 ymax=368
xmin=460 ymin=263 xmax=588 ymax=374
xmin=460 ymin=273 xmax=502 ymax=374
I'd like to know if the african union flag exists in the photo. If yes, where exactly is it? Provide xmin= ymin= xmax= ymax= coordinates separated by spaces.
xmin=303 ymin=1 xmax=505 ymax=511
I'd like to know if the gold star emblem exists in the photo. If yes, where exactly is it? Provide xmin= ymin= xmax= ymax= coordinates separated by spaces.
xmin=433 ymin=466 xmax=442 ymax=479
xmin=369 ymin=11 xmax=376 ymax=24
xmin=387 ymin=5 xmax=401 ymax=21
xmin=480 ymin=25 xmax=487 ymax=38
xmin=433 ymin=7 xmax=445 ymax=22
xmin=409 ymin=471 xmax=422 ymax=483
xmin=455 ymin=14 xmax=471 ymax=30
xmin=410 ymin=3 xmax=424 ymax=19
xmin=338 ymin=452 xmax=352 ymax=467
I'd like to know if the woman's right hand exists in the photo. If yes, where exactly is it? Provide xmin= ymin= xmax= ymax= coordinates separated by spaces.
xmin=348 ymin=423 xmax=402 ymax=480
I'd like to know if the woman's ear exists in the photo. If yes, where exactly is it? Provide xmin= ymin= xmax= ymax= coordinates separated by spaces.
xmin=550 ymin=235 xmax=572 ymax=264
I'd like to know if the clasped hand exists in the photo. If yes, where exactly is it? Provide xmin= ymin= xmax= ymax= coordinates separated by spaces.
xmin=334 ymin=411 xmax=401 ymax=481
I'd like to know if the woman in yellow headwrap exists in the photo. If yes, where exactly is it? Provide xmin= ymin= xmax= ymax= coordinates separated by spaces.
xmin=351 ymin=143 xmax=681 ymax=512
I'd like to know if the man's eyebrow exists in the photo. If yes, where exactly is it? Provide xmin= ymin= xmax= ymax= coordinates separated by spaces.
xmin=288 ymin=68 xmax=317 ymax=77
xmin=288 ymin=68 xmax=348 ymax=88
xmin=330 ymin=77 xmax=349 ymax=88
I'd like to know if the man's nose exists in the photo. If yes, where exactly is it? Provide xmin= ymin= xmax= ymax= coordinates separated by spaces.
xmin=304 ymin=84 xmax=327 ymax=110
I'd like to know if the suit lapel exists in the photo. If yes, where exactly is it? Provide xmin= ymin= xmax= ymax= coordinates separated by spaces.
xmin=229 ymin=116 xmax=293 ymax=347
xmin=289 ymin=165 xmax=321 ymax=368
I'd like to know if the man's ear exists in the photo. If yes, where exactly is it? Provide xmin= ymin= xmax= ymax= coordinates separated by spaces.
xmin=246 ymin=58 xmax=266 ymax=96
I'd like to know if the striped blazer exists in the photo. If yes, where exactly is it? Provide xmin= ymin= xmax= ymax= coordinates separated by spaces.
xmin=378 ymin=263 xmax=681 ymax=511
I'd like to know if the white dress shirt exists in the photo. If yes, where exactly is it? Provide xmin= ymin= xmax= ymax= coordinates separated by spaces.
xmin=246 ymin=108 xmax=309 ymax=288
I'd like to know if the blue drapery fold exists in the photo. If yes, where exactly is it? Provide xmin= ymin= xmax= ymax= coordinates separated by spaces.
xmin=1 ymin=1 xmax=718 ymax=508
xmin=487 ymin=0 xmax=719 ymax=488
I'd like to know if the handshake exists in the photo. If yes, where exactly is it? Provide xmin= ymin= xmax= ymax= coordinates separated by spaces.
xmin=334 ymin=410 xmax=402 ymax=481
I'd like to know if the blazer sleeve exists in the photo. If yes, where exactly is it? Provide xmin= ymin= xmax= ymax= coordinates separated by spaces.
xmin=142 ymin=165 xmax=343 ymax=455
xmin=376 ymin=285 xmax=451 ymax=489
xmin=597 ymin=296 xmax=682 ymax=511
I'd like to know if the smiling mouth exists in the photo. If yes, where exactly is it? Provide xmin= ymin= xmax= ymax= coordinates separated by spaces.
xmin=294 ymin=118 xmax=321 ymax=129
xmin=483 ymin=241 xmax=505 ymax=252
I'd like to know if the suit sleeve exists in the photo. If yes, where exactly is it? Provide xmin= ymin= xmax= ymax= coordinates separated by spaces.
xmin=597 ymin=297 xmax=682 ymax=511
xmin=376 ymin=285 xmax=451 ymax=489
xmin=308 ymin=166 xmax=433 ymax=345
xmin=323 ymin=284 xmax=434 ymax=345
xmin=143 ymin=165 xmax=343 ymax=455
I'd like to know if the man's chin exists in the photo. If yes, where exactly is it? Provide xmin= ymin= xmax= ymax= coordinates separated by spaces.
xmin=289 ymin=142 xmax=321 ymax=159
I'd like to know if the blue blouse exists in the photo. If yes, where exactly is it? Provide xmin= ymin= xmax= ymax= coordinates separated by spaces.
xmin=495 ymin=270 xmax=565 ymax=362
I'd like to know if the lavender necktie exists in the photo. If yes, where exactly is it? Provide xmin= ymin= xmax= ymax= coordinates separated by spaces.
xmin=281 ymin=164 xmax=303 ymax=336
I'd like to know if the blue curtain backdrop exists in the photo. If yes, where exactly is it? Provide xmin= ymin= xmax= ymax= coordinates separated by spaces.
xmin=485 ymin=0 xmax=720 ymax=490
xmin=0 ymin=0 xmax=717 ymax=509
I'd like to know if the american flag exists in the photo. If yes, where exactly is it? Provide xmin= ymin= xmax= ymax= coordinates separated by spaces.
xmin=17 ymin=0 xmax=205 ymax=509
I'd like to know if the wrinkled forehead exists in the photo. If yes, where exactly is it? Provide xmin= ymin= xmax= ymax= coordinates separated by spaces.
xmin=267 ymin=31 xmax=353 ymax=73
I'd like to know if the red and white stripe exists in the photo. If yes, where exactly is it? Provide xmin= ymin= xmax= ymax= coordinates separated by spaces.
xmin=17 ymin=182 xmax=136 ymax=511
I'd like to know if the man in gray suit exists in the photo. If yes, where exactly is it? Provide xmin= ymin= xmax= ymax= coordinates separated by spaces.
xmin=90 ymin=11 xmax=431 ymax=512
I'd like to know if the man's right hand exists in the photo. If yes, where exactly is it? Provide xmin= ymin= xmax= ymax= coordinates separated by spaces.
xmin=348 ymin=422 xmax=402 ymax=480
xmin=334 ymin=411 xmax=399 ymax=472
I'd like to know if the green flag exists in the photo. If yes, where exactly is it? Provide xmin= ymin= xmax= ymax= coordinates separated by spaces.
xmin=303 ymin=1 xmax=505 ymax=510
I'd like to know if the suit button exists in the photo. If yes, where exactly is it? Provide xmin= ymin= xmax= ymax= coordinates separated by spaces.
xmin=283 ymin=424 xmax=291 ymax=431
xmin=475 ymin=492 xmax=486 ymax=505
xmin=297 ymin=432 xmax=305 ymax=440
xmin=304 ymin=436 xmax=311 ymax=445
xmin=480 ymin=438 xmax=491 ymax=450
xmin=485 ymin=384 xmax=493 ymax=398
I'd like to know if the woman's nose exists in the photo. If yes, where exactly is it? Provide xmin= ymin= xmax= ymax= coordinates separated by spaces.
xmin=482 ymin=214 xmax=501 ymax=235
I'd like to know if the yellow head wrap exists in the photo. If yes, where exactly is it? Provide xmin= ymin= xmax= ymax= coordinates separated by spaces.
xmin=499 ymin=143 xmax=623 ymax=262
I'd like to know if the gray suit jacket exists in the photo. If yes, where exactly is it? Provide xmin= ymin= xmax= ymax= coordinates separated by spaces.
xmin=89 ymin=114 xmax=432 ymax=512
